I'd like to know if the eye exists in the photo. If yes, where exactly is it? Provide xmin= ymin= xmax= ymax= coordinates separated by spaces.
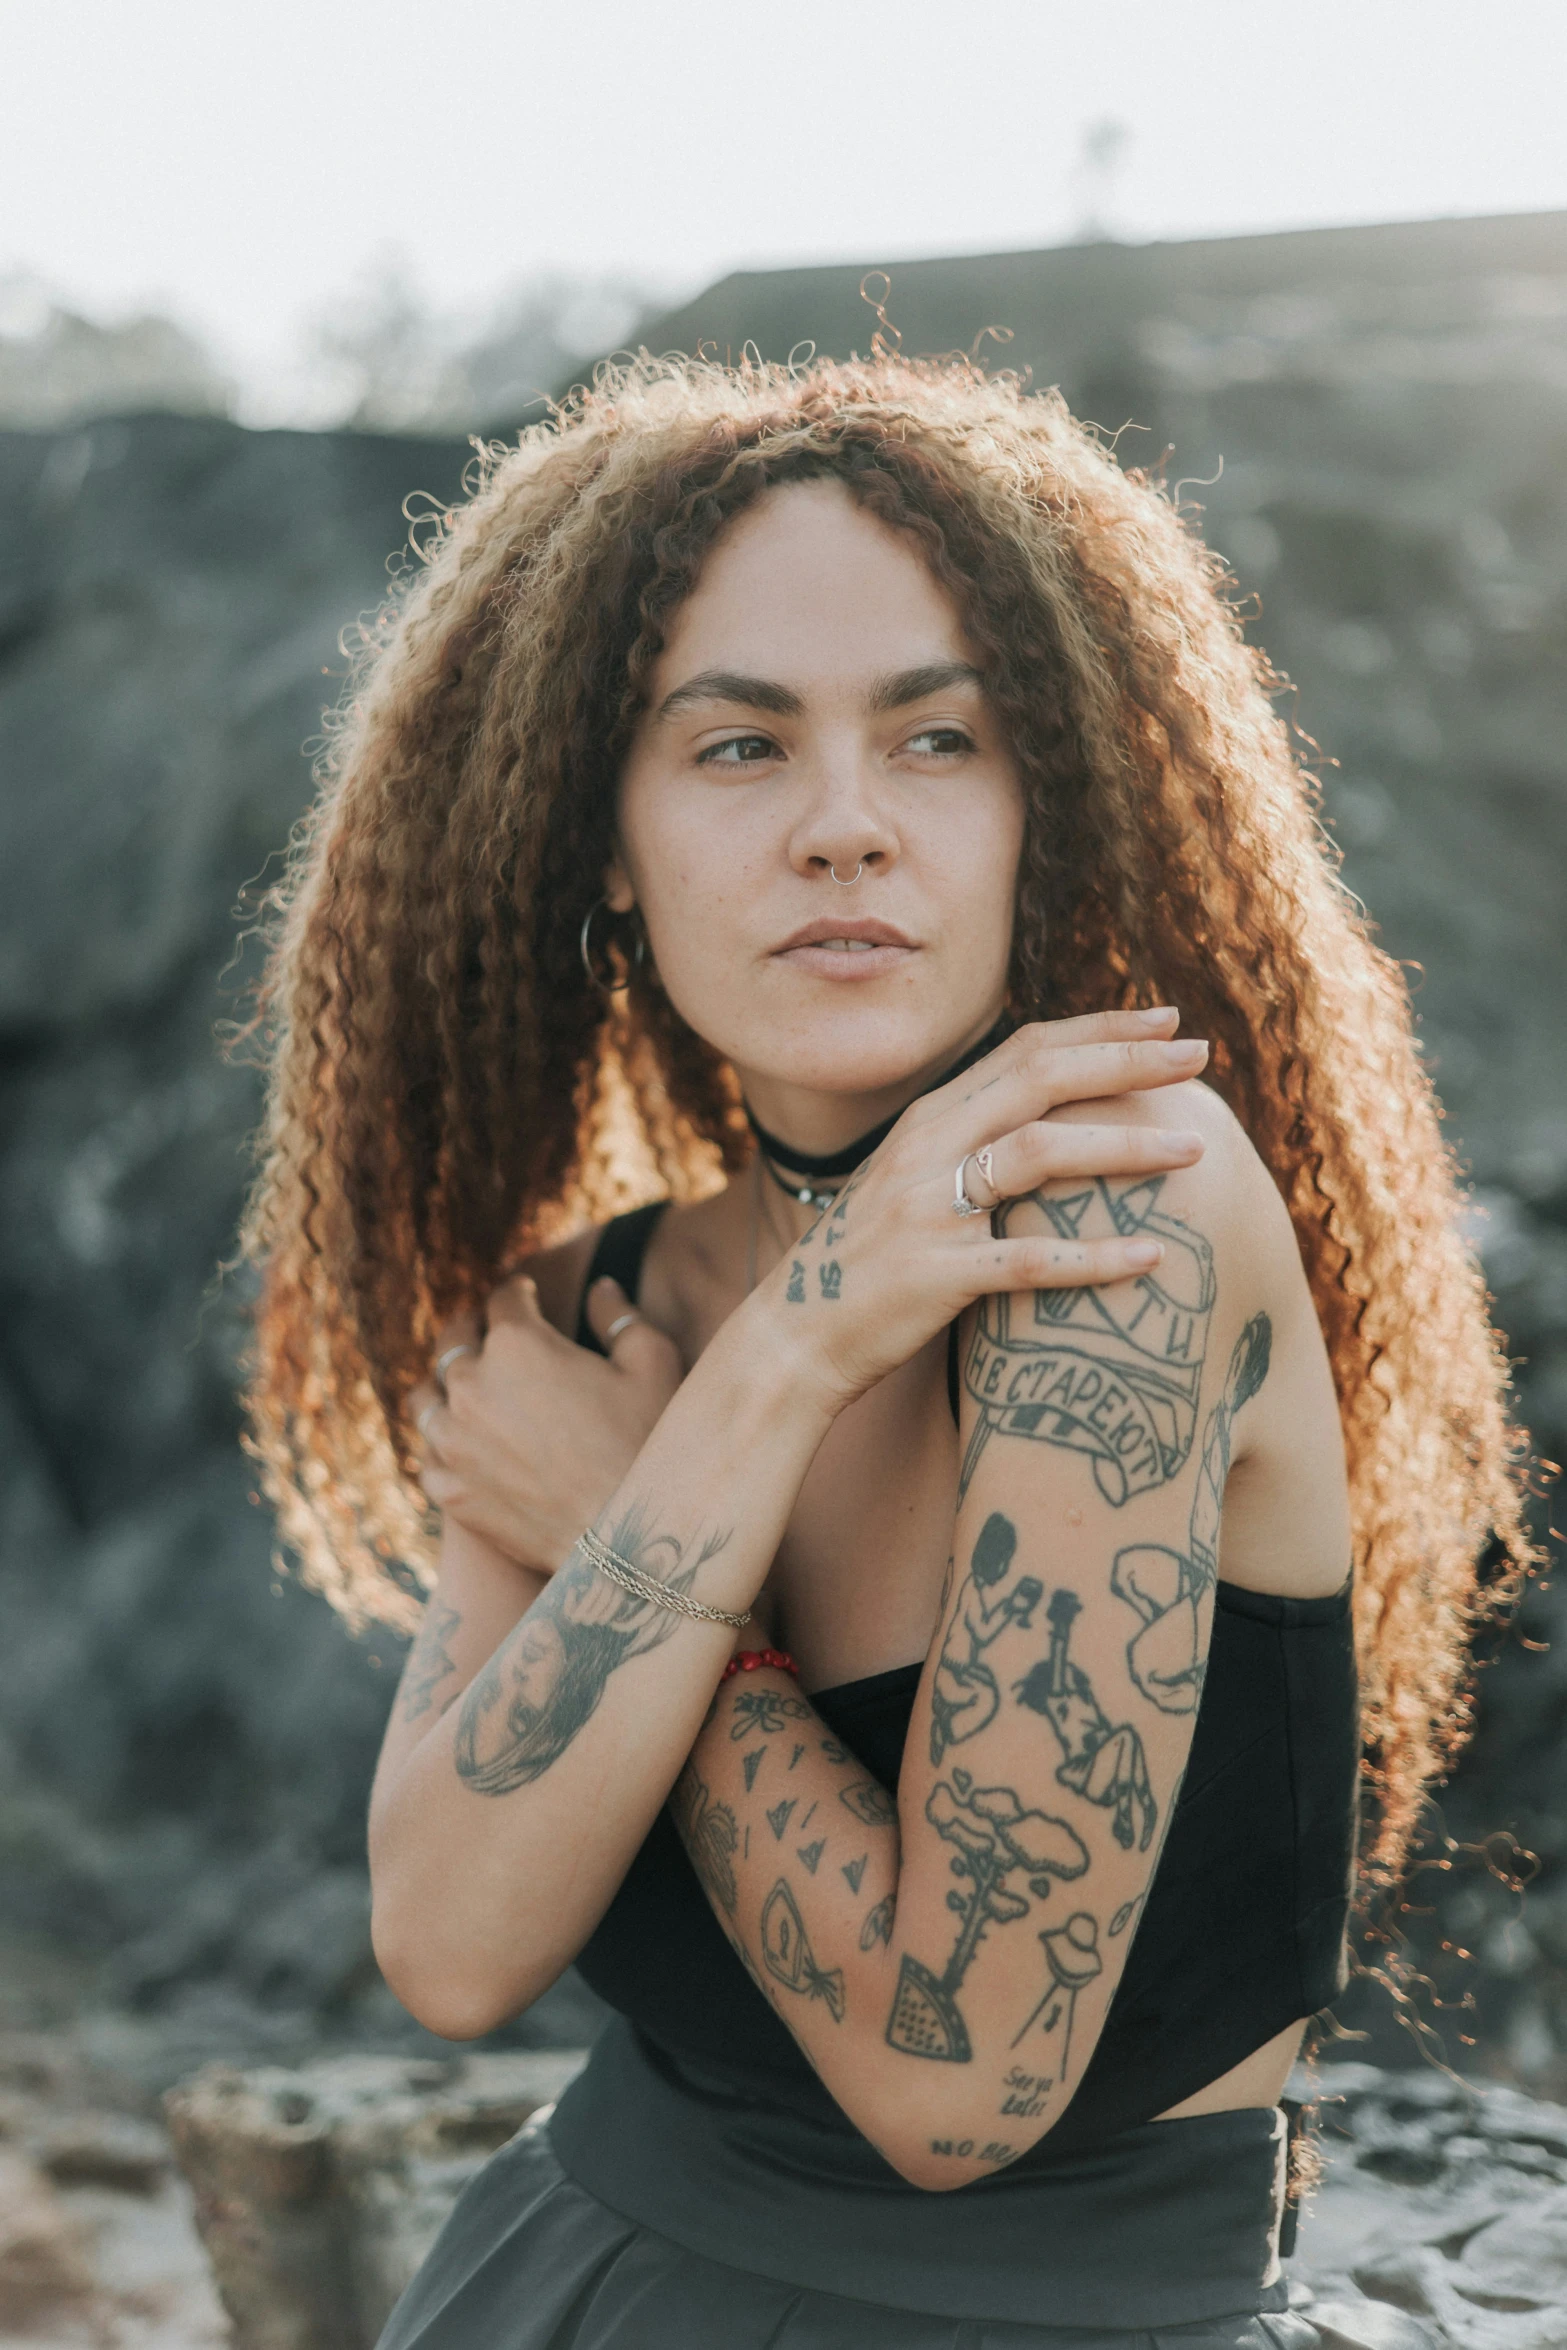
xmin=696 ymin=732 xmax=779 ymax=768
xmin=904 ymin=725 xmax=975 ymax=759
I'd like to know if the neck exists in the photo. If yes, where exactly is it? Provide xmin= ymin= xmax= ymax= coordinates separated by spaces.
xmin=740 ymin=1013 xmax=1011 ymax=1185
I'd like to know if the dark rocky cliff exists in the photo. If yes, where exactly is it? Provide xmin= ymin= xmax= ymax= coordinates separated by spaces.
xmin=2 ymin=212 xmax=1564 ymax=2078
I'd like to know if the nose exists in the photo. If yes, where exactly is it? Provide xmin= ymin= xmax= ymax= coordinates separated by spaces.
xmin=787 ymin=738 xmax=899 ymax=886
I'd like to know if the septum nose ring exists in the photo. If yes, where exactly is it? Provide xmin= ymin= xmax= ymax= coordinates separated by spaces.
xmin=829 ymin=862 xmax=864 ymax=886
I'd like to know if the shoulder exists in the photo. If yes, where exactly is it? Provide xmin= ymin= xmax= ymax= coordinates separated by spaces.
xmin=970 ymin=1081 xmax=1348 ymax=1595
xmin=1033 ymin=1078 xmax=1298 ymax=1300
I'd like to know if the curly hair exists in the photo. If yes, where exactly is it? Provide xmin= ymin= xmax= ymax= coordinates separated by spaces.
xmin=239 ymin=351 xmax=1536 ymax=1877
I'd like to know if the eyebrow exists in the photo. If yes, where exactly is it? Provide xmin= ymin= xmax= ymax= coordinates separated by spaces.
xmin=654 ymin=660 xmax=986 ymax=724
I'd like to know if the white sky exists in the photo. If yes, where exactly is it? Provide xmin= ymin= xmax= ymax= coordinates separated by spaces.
xmin=5 ymin=0 xmax=1564 ymax=404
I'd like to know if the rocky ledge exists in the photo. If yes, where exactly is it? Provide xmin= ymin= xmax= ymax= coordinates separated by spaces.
xmin=53 ymin=2055 xmax=1567 ymax=2350
xmin=1291 ymin=2061 xmax=1567 ymax=2349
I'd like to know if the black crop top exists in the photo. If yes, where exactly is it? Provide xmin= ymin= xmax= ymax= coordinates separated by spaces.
xmin=572 ymin=1205 xmax=1360 ymax=2157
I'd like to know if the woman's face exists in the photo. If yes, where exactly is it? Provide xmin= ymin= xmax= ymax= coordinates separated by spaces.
xmin=613 ymin=479 xmax=1025 ymax=1141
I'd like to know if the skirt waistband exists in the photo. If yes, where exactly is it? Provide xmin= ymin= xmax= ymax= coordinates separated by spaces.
xmin=547 ymin=2019 xmax=1290 ymax=2329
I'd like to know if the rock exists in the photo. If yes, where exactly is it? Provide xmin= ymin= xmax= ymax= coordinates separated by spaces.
xmin=1291 ymin=2062 xmax=1567 ymax=2346
xmin=1459 ymin=2195 xmax=1567 ymax=2305
xmin=32 ymin=2108 xmax=172 ymax=2192
xmin=164 ymin=2048 xmax=583 ymax=2348
xmin=154 ymin=2052 xmax=1567 ymax=2349
xmin=163 ymin=2063 xmax=357 ymax=2350
xmin=1305 ymin=2307 xmax=1447 ymax=2350
xmin=0 ymin=2145 xmax=95 ymax=2328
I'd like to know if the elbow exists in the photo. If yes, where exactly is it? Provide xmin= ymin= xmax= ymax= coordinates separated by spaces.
xmin=882 ymin=2144 xmax=973 ymax=2194
xmin=370 ymin=1901 xmax=547 ymax=2045
xmin=867 ymin=2102 xmax=1062 ymax=2194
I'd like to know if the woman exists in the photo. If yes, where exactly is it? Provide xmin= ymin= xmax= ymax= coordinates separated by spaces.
xmin=242 ymin=355 xmax=1530 ymax=2347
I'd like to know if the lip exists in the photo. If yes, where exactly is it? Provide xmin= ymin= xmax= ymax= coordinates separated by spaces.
xmin=773 ymin=917 xmax=917 ymax=952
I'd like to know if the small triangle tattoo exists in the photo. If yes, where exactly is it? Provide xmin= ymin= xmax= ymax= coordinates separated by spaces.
xmin=742 ymin=1749 xmax=766 ymax=1792
xmin=766 ymin=1799 xmax=797 ymax=1841
xmin=841 ymin=1854 xmax=867 ymax=1894
xmin=796 ymin=1839 xmax=826 ymax=1874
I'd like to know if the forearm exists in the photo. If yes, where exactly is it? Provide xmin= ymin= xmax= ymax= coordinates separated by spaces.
xmin=370 ymin=1296 xmax=838 ymax=2036
xmin=679 ymin=1575 xmax=1190 ymax=2190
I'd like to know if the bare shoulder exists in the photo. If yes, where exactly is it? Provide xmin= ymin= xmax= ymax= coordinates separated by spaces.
xmin=988 ymin=1081 xmax=1349 ymax=1599
xmin=1040 ymin=1078 xmax=1298 ymax=1292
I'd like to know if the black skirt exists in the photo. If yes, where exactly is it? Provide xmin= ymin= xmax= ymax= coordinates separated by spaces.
xmin=375 ymin=2020 xmax=1399 ymax=2349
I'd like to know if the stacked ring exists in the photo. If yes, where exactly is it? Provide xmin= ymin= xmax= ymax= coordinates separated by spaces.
xmin=953 ymin=1146 xmax=1000 ymax=1218
xmin=433 ymin=1343 xmax=476 ymax=1397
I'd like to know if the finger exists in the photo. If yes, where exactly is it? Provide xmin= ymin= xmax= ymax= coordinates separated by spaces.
xmin=587 ymin=1278 xmax=683 ymax=1395
xmin=985 ymin=1119 xmax=1204 ymax=1199
xmin=487 ymin=1274 xmax=548 ymax=1330
xmin=421 ymin=1460 xmax=459 ymax=1510
xmin=586 ymin=1277 xmax=640 ymax=1349
xmin=434 ymin=1305 xmax=483 ymax=1354
xmin=933 ymin=1036 xmax=1208 ymax=1150
xmin=409 ymin=1381 xmax=448 ymax=1457
xmin=968 ymin=1232 xmax=1166 ymax=1294
xmin=935 ymin=1008 xmax=1181 ymax=1105
xmin=990 ymin=1007 xmax=1181 ymax=1060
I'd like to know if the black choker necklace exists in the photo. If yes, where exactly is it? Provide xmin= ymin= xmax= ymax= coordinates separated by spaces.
xmin=745 ymin=1017 xmax=1012 ymax=1210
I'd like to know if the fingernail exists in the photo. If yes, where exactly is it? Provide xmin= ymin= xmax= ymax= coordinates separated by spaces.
xmin=591 ymin=1276 xmax=624 ymax=1295
xmin=1126 ymin=1240 xmax=1163 ymax=1266
xmin=1160 ymin=1130 xmax=1204 ymax=1153
xmin=1135 ymin=1005 xmax=1177 ymax=1025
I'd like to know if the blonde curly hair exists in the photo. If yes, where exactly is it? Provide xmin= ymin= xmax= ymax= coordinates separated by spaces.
xmin=239 ymin=351 xmax=1535 ymax=1877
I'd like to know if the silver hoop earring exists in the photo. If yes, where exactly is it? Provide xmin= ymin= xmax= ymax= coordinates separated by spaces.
xmin=829 ymin=862 xmax=864 ymax=887
xmin=580 ymin=898 xmax=645 ymax=994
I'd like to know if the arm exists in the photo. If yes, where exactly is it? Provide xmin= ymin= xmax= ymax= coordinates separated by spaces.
xmin=367 ymin=1018 xmax=1206 ymax=2047
xmin=370 ymin=1266 xmax=681 ymax=1858
xmin=673 ymin=1122 xmax=1271 ymax=2188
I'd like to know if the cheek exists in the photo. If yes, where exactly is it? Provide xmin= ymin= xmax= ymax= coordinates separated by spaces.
xmin=920 ymin=778 xmax=1026 ymax=908
xmin=618 ymin=784 xmax=757 ymax=1000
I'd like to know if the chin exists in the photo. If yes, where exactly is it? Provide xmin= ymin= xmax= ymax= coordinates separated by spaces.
xmin=716 ymin=997 xmax=997 ymax=1101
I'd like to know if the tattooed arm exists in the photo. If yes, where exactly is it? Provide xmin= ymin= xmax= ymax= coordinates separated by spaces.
xmin=366 ymin=1020 xmax=1237 ymax=2048
xmin=673 ymin=1092 xmax=1349 ymax=2189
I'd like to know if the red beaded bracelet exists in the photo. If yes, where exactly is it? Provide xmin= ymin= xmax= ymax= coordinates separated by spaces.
xmin=721 ymin=1647 xmax=800 ymax=1680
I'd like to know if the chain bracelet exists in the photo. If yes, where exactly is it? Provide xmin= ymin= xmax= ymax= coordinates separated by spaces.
xmin=578 ymin=1525 xmax=751 ymax=1629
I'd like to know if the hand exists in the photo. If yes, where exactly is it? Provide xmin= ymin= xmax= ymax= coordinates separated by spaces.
xmin=411 ymin=1276 xmax=683 ymax=1571
xmin=755 ymin=1008 xmax=1210 ymax=1412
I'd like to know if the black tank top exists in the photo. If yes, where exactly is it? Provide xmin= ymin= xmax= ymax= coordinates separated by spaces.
xmin=572 ymin=1204 xmax=1359 ymax=2156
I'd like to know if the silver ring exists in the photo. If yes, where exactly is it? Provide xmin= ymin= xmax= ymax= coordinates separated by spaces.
xmin=416 ymin=1403 xmax=440 ymax=1441
xmin=953 ymin=1148 xmax=999 ymax=1218
xmin=603 ymin=1310 xmax=640 ymax=1346
xmin=433 ymin=1343 xmax=476 ymax=1397
xmin=829 ymin=862 xmax=863 ymax=887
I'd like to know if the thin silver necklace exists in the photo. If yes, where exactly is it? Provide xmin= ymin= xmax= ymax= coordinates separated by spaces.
xmin=746 ymin=1150 xmax=827 ymax=1294
xmin=757 ymin=1151 xmax=841 ymax=1215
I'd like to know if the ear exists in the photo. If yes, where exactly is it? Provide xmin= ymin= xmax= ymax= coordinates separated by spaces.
xmin=603 ymin=853 xmax=636 ymax=916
